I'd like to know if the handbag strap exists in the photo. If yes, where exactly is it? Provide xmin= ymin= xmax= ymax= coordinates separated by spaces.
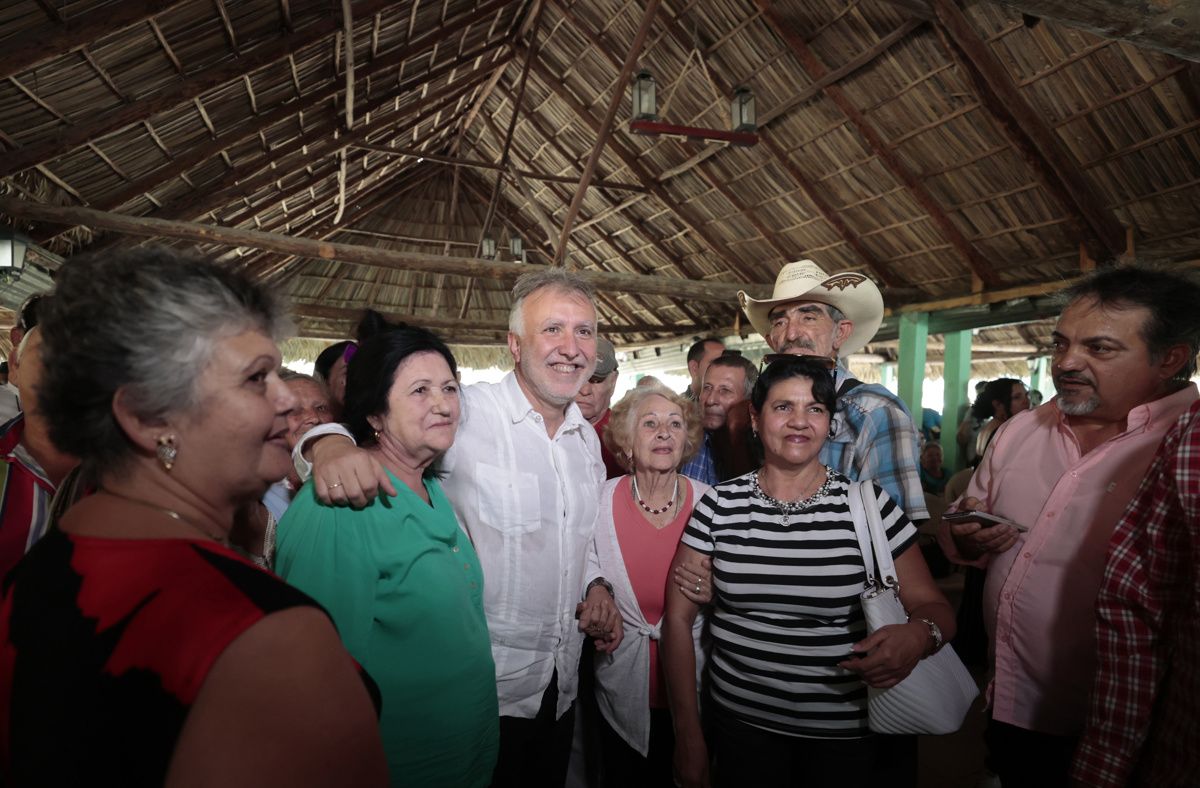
xmin=850 ymin=480 xmax=899 ymax=589
xmin=847 ymin=479 xmax=877 ymax=587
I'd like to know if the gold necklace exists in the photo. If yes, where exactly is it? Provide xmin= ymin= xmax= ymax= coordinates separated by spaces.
xmin=101 ymin=488 xmax=229 ymax=545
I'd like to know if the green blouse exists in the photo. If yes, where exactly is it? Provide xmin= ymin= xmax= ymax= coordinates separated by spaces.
xmin=276 ymin=472 xmax=498 ymax=788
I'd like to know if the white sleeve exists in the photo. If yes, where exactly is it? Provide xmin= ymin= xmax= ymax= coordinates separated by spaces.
xmin=291 ymin=422 xmax=356 ymax=481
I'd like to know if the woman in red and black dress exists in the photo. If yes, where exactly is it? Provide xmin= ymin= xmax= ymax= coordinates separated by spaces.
xmin=0 ymin=248 xmax=386 ymax=788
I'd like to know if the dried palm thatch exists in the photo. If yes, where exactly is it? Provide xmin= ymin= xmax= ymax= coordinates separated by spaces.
xmin=0 ymin=0 xmax=1196 ymax=372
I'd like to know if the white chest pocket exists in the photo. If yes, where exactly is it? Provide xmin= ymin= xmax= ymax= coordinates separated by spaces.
xmin=475 ymin=463 xmax=543 ymax=534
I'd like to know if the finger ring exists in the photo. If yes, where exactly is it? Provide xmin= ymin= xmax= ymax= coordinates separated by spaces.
xmin=694 ymin=583 xmax=701 ymax=593
xmin=328 ymin=482 xmax=343 ymax=489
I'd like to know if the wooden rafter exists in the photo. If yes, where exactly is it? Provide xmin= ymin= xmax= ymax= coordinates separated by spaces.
xmin=929 ymin=0 xmax=1126 ymax=258
xmin=527 ymin=54 xmax=753 ymax=284
xmin=988 ymin=0 xmax=1200 ymax=61
xmin=754 ymin=1 xmax=1001 ymax=287
xmin=0 ymin=0 xmax=192 ymax=81
xmin=0 ymin=0 xmax=511 ymax=181
xmin=556 ymin=0 xmax=662 ymax=265
xmin=0 ymin=199 xmax=770 ymax=304
xmin=351 ymin=145 xmax=648 ymax=192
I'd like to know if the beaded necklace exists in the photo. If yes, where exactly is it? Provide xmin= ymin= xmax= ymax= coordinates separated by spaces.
xmin=631 ymin=473 xmax=679 ymax=516
xmin=750 ymin=466 xmax=834 ymax=525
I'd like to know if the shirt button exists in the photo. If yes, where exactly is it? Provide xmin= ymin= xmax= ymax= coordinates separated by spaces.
xmin=463 ymin=563 xmax=470 ymax=570
xmin=1071 ymin=471 xmax=1078 ymax=478
xmin=452 ymin=545 xmax=460 ymax=553
xmin=1003 ymin=592 xmax=1012 ymax=599
xmin=1024 ymin=552 xmax=1032 ymax=559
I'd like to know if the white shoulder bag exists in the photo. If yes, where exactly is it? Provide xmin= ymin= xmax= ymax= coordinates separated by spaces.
xmin=847 ymin=480 xmax=978 ymax=735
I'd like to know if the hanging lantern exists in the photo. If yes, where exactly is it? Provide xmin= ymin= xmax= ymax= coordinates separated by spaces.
xmin=0 ymin=229 xmax=29 ymax=286
xmin=731 ymin=87 xmax=756 ymax=133
xmin=510 ymin=236 xmax=523 ymax=259
xmin=481 ymin=237 xmax=496 ymax=259
xmin=632 ymin=70 xmax=657 ymax=121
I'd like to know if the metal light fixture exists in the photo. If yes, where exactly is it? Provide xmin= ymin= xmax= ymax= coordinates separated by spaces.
xmin=481 ymin=236 xmax=496 ymax=259
xmin=510 ymin=236 xmax=523 ymax=259
xmin=632 ymin=70 xmax=657 ymax=121
xmin=730 ymin=87 xmax=756 ymax=133
xmin=0 ymin=229 xmax=29 ymax=287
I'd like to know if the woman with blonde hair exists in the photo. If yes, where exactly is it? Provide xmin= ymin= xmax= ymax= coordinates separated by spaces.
xmin=591 ymin=381 xmax=711 ymax=786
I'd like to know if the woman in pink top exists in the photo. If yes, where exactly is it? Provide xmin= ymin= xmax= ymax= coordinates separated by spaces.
xmin=591 ymin=382 xmax=711 ymax=787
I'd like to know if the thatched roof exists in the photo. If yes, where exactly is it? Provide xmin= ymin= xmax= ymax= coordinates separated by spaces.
xmin=1 ymin=0 xmax=1198 ymax=364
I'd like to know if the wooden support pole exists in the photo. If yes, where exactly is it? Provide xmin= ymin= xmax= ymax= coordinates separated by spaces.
xmin=897 ymin=312 xmax=929 ymax=419
xmin=556 ymin=0 xmax=661 ymax=266
xmin=940 ymin=329 xmax=973 ymax=471
xmin=0 ymin=198 xmax=771 ymax=305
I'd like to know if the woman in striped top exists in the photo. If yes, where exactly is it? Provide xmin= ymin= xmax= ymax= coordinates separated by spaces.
xmin=661 ymin=356 xmax=955 ymax=788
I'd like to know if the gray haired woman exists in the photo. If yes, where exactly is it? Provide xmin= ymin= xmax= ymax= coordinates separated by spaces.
xmin=0 ymin=247 xmax=386 ymax=788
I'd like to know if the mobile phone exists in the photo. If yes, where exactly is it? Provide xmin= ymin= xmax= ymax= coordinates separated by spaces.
xmin=943 ymin=510 xmax=1028 ymax=532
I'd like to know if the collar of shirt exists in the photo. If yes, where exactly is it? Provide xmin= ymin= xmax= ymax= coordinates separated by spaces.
xmin=1050 ymin=383 xmax=1192 ymax=437
xmin=497 ymin=371 xmax=588 ymax=435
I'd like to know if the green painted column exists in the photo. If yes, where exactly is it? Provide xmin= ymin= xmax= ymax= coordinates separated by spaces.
xmin=897 ymin=312 xmax=929 ymax=420
xmin=941 ymin=329 xmax=973 ymax=471
xmin=880 ymin=362 xmax=897 ymax=392
xmin=1029 ymin=355 xmax=1049 ymax=398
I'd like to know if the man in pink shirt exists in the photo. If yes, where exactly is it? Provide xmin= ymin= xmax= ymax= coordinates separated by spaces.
xmin=939 ymin=266 xmax=1200 ymax=787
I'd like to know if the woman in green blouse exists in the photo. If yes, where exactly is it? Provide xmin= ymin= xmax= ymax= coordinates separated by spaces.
xmin=276 ymin=313 xmax=498 ymax=787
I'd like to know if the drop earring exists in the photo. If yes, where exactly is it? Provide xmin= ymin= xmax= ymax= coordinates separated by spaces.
xmin=156 ymin=434 xmax=178 ymax=471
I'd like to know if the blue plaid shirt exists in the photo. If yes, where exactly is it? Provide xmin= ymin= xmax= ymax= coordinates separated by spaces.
xmin=680 ymin=432 xmax=719 ymax=486
xmin=821 ymin=369 xmax=928 ymax=520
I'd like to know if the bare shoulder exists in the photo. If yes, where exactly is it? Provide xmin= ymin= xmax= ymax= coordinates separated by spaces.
xmin=166 ymin=607 xmax=387 ymax=788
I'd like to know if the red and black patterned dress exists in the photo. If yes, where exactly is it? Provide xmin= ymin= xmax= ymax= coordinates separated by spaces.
xmin=0 ymin=528 xmax=379 ymax=786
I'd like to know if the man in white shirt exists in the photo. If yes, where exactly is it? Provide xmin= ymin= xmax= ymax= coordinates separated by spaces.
xmin=299 ymin=270 xmax=622 ymax=787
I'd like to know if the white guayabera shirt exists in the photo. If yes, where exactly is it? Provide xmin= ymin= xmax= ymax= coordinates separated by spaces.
xmin=294 ymin=371 xmax=606 ymax=720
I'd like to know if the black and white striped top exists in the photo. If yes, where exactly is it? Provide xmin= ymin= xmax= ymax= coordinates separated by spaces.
xmin=681 ymin=469 xmax=917 ymax=739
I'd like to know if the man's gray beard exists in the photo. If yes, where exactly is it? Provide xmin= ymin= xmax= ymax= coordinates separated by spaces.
xmin=1056 ymin=393 xmax=1100 ymax=416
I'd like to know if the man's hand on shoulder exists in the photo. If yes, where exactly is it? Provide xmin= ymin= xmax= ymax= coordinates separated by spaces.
xmin=311 ymin=435 xmax=396 ymax=507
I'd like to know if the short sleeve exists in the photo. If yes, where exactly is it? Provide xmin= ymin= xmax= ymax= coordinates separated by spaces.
xmin=680 ymin=487 xmax=720 ymax=555
xmin=870 ymin=481 xmax=918 ymax=560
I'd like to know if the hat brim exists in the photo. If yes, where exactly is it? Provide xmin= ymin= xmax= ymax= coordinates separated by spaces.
xmin=738 ymin=273 xmax=883 ymax=357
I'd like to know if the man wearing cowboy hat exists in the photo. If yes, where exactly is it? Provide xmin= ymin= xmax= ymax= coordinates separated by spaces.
xmin=737 ymin=260 xmax=928 ymax=520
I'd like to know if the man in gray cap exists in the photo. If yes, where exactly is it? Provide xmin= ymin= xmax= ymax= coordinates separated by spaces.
xmin=575 ymin=337 xmax=624 ymax=478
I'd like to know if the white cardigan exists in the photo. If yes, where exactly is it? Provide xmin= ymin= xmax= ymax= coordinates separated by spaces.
xmin=592 ymin=475 xmax=710 ymax=756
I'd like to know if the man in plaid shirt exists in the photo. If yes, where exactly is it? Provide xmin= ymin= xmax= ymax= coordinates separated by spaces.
xmin=1072 ymin=399 xmax=1200 ymax=788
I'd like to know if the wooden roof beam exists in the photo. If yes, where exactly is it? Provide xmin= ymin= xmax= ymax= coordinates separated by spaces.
xmin=930 ymin=0 xmax=1126 ymax=258
xmin=989 ymin=0 xmax=1200 ymax=61
xmin=0 ymin=0 xmax=513 ymax=181
xmin=291 ymin=303 xmax=704 ymax=337
xmin=471 ymin=109 xmax=712 ymax=327
xmin=526 ymin=54 xmax=753 ymax=283
xmin=0 ymin=0 xmax=192 ymax=81
xmin=556 ymin=0 xmax=662 ymax=265
xmin=755 ymin=1 xmax=1000 ymax=287
xmin=0 ymin=199 xmax=770 ymax=303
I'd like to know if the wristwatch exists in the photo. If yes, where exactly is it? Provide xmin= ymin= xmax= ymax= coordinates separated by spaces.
xmin=585 ymin=577 xmax=614 ymax=600
xmin=916 ymin=617 xmax=943 ymax=656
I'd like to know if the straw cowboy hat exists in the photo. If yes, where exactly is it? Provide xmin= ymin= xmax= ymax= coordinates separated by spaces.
xmin=738 ymin=260 xmax=884 ymax=357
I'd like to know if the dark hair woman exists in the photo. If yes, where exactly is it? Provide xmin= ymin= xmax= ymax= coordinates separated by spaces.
xmin=662 ymin=356 xmax=955 ymax=788
xmin=0 ymin=247 xmax=386 ymax=787
xmin=274 ymin=311 xmax=498 ymax=788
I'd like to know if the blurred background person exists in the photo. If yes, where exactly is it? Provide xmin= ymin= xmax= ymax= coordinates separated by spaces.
xmin=971 ymin=378 xmax=1030 ymax=461
xmin=0 ymin=247 xmax=385 ymax=787
xmin=681 ymin=337 xmax=725 ymax=402
xmin=313 ymin=339 xmax=355 ymax=419
xmin=576 ymin=337 xmax=624 ymax=479
xmin=663 ymin=356 xmax=954 ymax=788
xmin=919 ymin=441 xmax=949 ymax=497
xmin=591 ymin=382 xmax=711 ymax=787
xmin=275 ymin=312 xmax=498 ymax=788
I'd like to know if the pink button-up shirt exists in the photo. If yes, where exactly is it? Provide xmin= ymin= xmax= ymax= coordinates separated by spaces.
xmin=938 ymin=385 xmax=1198 ymax=735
